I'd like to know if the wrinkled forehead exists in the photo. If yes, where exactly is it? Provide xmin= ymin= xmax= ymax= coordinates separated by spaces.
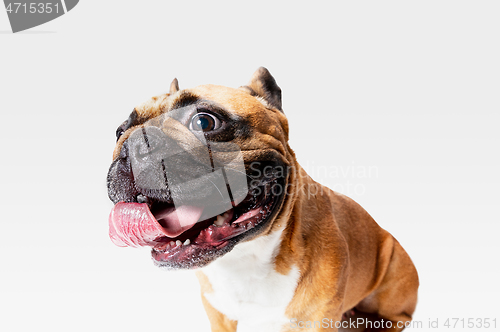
xmin=187 ymin=84 xmax=269 ymax=116
xmin=134 ymin=84 xmax=270 ymax=121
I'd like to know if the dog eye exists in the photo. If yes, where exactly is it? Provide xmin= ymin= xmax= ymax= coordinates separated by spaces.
xmin=189 ymin=113 xmax=221 ymax=132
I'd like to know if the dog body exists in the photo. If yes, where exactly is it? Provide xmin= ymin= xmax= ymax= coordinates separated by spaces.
xmin=197 ymin=165 xmax=418 ymax=332
xmin=107 ymin=68 xmax=419 ymax=331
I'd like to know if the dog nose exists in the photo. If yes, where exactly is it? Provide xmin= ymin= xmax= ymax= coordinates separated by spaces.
xmin=127 ymin=126 xmax=170 ymax=191
xmin=128 ymin=127 xmax=165 ymax=161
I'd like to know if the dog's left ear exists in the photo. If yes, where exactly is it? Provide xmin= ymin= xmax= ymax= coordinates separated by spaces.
xmin=241 ymin=67 xmax=282 ymax=112
xmin=170 ymin=78 xmax=179 ymax=94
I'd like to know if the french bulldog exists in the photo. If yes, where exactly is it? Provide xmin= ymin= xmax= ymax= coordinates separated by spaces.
xmin=107 ymin=67 xmax=419 ymax=331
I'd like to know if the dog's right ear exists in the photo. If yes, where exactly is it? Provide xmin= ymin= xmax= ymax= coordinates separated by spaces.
xmin=240 ymin=67 xmax=282 ymax=112
xmin=115 ymin=109 xmax=139 ymax=141
xmin=170 ymin=78 xmax=179 ymax=94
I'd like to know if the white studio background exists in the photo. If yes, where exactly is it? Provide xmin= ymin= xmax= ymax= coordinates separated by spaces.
xmin=1 ymin=1 xmax=499 ymax=331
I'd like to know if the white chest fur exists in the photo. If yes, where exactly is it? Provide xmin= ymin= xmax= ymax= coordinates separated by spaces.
xmin=202 ymin=229 xmax=300 ymax=332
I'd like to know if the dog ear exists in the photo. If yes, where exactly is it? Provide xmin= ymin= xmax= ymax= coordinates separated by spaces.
xmin=115 ymin=109 xmax=139 ymax=141
xmin=170 ymin=78 xmax=179 ymax=94
xmin=241 ymin=67 xmax=282 ymax=111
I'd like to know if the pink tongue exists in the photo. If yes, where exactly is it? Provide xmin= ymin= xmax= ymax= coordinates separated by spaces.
xmin=109 ymin=202 xmax=203 ymax=248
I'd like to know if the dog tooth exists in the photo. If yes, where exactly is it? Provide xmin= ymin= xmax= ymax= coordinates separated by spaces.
xmin=136 ymin=194 xmax=149 ymax=204
xmin=170 ymin=241 xmax=175 ymax=247
xmin=183 ymin=239 xmax=191 ymax=246
xmin=215 ymin=215 xmax=225 ymax=226
xmin=175 ymin=240 xmax=182 ymax=246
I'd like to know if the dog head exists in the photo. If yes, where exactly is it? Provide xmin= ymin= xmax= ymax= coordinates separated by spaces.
xmin=107 ymin=67 xmax=294 ymax=269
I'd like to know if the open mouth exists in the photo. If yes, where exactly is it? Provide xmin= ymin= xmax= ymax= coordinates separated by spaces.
xmin=108 ymin=172 xmax=283 ymax=269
